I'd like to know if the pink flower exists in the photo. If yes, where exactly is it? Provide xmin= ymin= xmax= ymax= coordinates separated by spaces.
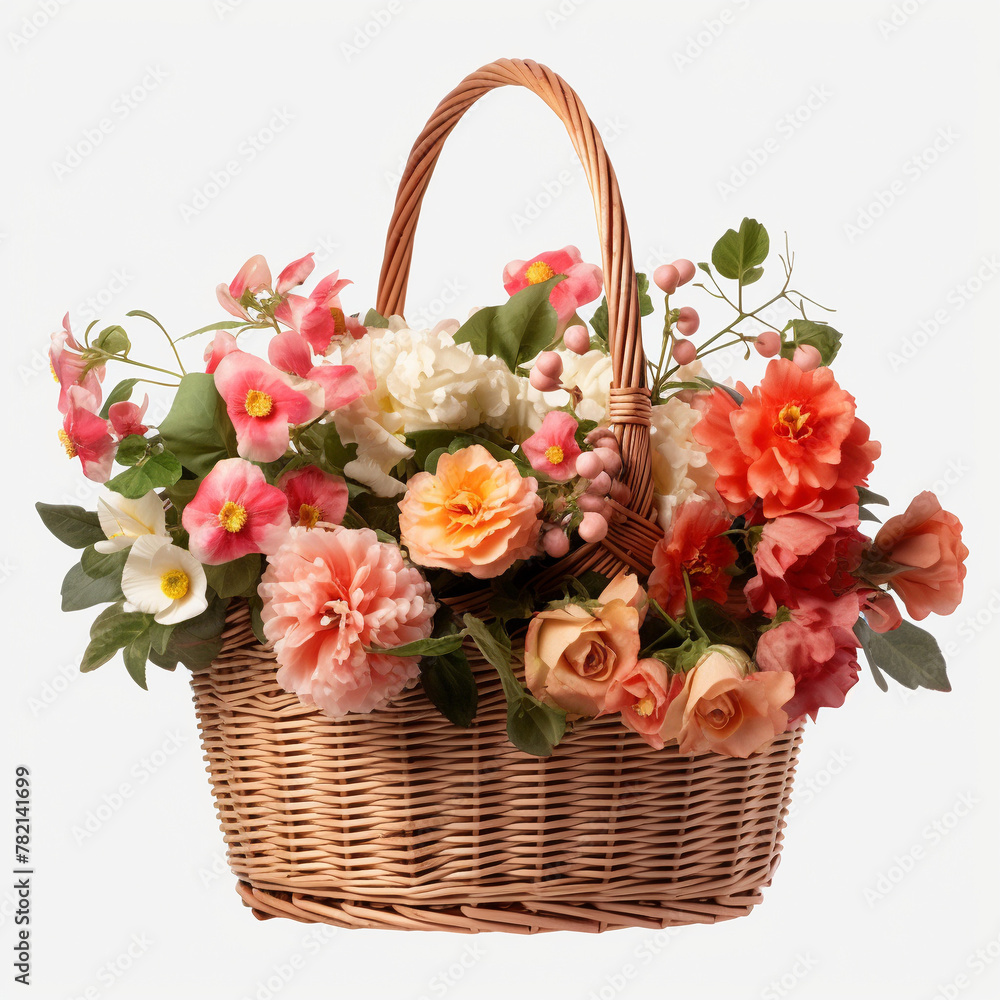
xmin=275 ymin=270 xmax=352 ymax=354
xmin=181 ymin=458 xmax=291 ymax=565
xmin=204 ymin=330 xmax=240 ymax=374
xmin=267 ymin=331 xmax=371 ymax=412
xmin=860 ymin=590 xmax=902 ymax=633
xmin=59 ymin=386 xmax=115 ymax=482
xmin=277 ymin=465 xmax=348 ymax=528
xmin=259 ymin=526 xmax=436 ymax=717
xmin=605 ymin=658 xmax=681 ymax=749
xmin=502 ymin=246 xmax=603 ymax=324
xmin=217 ymin=254 xmax=272 ymax=320
xmin=755 ymin=620 xmax=859 ymax=726
xmin=108 ymin=394 xmax=149 ymax=440
xmin=521 ymin=410 xmax=582 ymax=481
xmin=213 ymin=352 xmax=323 ymax=463
xmin=50 ymin=314 xmax=104 ymax=414
xmin=275 ymin=252 xmax=316 ymax=296
xmin=745 ymin=510 xmax=865 ymax=624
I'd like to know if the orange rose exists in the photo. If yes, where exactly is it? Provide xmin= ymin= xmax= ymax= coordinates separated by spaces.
xmin=660 ymin=645 xmax=794 ymax=758
xmin=524 ymin=574 xmax=644 ymax=717
xmin=398 ymin=445 xmax=542 ymax=579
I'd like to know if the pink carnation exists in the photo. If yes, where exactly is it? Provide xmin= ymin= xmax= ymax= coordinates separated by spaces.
xmin=521 ymin=410 xmax=582 ymax=481
xmin=259 ymin=526 xmax=436 ymax=717
xmin=502 ymin=246 xmax=603 ymax=324
xmin=182 ymin=458 xmax=291 ymax=565
xmin=277 ymin=465 xmax=348 ymax=528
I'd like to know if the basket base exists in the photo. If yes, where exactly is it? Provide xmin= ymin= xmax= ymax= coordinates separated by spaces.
xmin=234 ymin=869 xmax=780 ymax=934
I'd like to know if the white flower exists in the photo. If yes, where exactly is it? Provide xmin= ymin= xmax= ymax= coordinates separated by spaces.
xmin=649 ymin=394 xmax=719 ymax=530
xmin=543 ymin=348 xmax=614 ymax=422
xmin=95 ymin=490 xmax=168 ymax=553
xmin=334 ymin=321 xmax=545 ymax=496
xmin=121 ymin=536 xmax=208 ymax=625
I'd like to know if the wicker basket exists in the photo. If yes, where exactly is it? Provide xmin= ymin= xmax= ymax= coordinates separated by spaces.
xmin=190 ymin=59 xmax=804 ymax=934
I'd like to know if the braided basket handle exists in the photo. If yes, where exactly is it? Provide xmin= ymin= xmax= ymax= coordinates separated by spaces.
xmin=377 ymin=58 xmax=660 ymax=574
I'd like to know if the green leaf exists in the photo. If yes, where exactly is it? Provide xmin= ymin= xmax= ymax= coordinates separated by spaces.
xmin=204 ymin=554 xmax=261 ymax=599
xmin=94 ymin=324 xmax=130 ymax=355
xmin=175 ymin=320 xmax=244 ymax=343
xmin=106 ymin=450 xmax=182 ymax=499
xmin=636 ymin=272 xmax=654 ymax=317
xmin=348 ymin=492 xmax=401 ymax=536
xmin=589 ymin=297 xmax=609 ymax=350
xmin=114 ymin=434 xmax=149 ymax=467
xmin=363 ymin=308 xmax=389 ymax=328
xmin=36 ymin=503 xmax=104 ymax=549
xmin=247 ymin=592 xmax=268 ymax=645
xmin=368 ymin=633 xmax=466 ymax=658
xmin=81 ymin=545 xmax=127 ymax=579
xmin=711 ymin=218 xmax=769 ymax=285
xmin=148 ymin=621 xmax=175 ymax=656
xmin=859 ymin=507 xmax=882 ymax=523
xmin=123 ymin=631 xmax=151 ymax=689
xmin=158 ymin=373 xmax=230 ymax=477
xmin=61 ymin=561 xmax=124 ymax=611
xmin=99 ymin=379 xmax=140 ymax=419
xmin=780 ymin=319 xmax=843 ymax=367
xmin=81 ymin=604 xmax=152 ymax=672
xmin=158 ymin=597 xmax=229 ymax=668
xmin=854 ymin=618 xmax=951 ymax=692
xmin=453 ymin=276 xmax=564 ymax=371
xmin=421 ymin=647 xmax=478 ymax=727
xmin=165 ymin=476 xmax=202 ymax=515
xmin=857 ymin=487 xmax=889 ymax=507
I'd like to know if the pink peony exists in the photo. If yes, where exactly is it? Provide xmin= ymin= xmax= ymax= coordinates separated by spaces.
xmin=605 ymin=658 xmax=681 ymax=750
xmin=274 ymin=270 xmax=352 ymax=354
xmin=502 ymin=246 xmax=603 ymax=324
xmin=108 ymin=394 xmax=149 ymax=440
xmin=217 ymin=254 xmax=272 ymax=320
xmin=755 ymin=620 xmax=860 ymax=725
xmin=204 ymin=330 xmax=240 ymax=374
xmin=521 ymin=410 xmax=582 ymax=481
xmin=50 ymin=314 xmax=104 ymax=414
xmin=267 ymin=331 xmax=371 ymax=412
xmin=213 ymin=352 xmax=323 ymax=463
xmin=259 ymin=526 xmax=436 ymax=717
xmin=277 ymin=465 xmax=348 ymax=528
xmin=59 ymin=386 xmax=115 ymax=482
xmin=181 ymin=458 xmax=291 ymax=565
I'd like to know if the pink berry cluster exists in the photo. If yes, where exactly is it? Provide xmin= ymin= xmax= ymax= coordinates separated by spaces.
xmin=753 ymin=329 xmax=821 ymax=371
xmin=528 ymin=324 xmax=591 ymax=392
xmin=652 ymin=259 xmax=700 ymax=366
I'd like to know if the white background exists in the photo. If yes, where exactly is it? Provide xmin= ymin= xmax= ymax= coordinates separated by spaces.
xmin=3 ymin=1 xmax=998 ymax=998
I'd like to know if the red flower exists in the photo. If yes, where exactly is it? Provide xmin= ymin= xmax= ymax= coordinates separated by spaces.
xmin=277 ymin=465 xmax=348 ymax=529
xmin=745 ymin=509 xmax=865 ymax=621
xmin=870 ymin=491 xmax=967 ymax=620
xmin=59 ymin=386 xmax=115 ymax=482
xmin=502 ymin=246 xmax=603 ymax=325
xmin=694 ymin=359 xmax=881 ymax=518
xmin=648 ymin=501 xmax=737 ymax=618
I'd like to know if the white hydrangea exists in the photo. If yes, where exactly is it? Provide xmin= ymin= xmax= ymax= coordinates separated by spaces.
xmin=334 ymin=319 xmax=545 ymax=496
xmin=542 ymin=348 xmax=614 ymax=422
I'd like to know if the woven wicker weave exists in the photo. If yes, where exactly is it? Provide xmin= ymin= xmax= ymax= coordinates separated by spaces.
xmin=190 ymin=59 xmax=804 ymax=934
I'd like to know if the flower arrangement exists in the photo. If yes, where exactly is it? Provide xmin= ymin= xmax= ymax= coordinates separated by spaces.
xmin=39 ymin=220 xmax=968 ymax=758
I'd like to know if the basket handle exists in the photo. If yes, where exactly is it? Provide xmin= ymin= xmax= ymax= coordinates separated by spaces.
xmin=376 ymin=58 xmax=656 ymax=532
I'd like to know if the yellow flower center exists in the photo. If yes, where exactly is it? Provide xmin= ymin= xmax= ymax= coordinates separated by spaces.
xmin=544 ymin=444 xmax=564 ymax=466
xmin=160 ymin=569 xmax=190 ymax=600
xmin=775 ymin=403 xmax=812 ymax=441
xmin=632 ymin=696 xmax=655 ymax=718
xmin=244 ymin=388 xmax=274 ymax=418
xmin=218 ymin=500 xmax=248 ymax=533
xmin=525 ymin=260 xmax=556 ymax=284
xmin=298 ymin=503 xmax=322 ymax=528
xmin=50 ymin=362 xmax=59 ymax=382
xmin=58 ymin=428 xmax=77 ymax=458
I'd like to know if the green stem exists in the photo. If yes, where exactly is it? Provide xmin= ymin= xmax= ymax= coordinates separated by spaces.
xmin=682 ymin=571 xmax=710 ymax=642
xmin=142 ymin=313 xmax=187 ymax=375
xmin=117 ymin=357 xmax=185 ymax=379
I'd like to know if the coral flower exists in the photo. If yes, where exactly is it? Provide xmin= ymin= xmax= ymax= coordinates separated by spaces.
xmin=217 ymin=254 xmax=272 ymax=320
xmin=694 ymin=358 xmax=881 ymax=518
xmin=213 ymin=352 xmax=323 ymax=463
xmin=50 ymin=314 xmax=104 ymax=414
xmin=605 ymin=658 xmax=681 ymax=749
xmin=869 ymin=491 xmax=968 ymax=620
xmin=520 ymin=410 xmax=582 ymax=481
xmin=59 ymin=386 xmax=116 ymax=482
xmin=502 ymin=246 xmax=604 ymax=324
xmin=398 ymin=445 xmax=542 ymax=579
xmin=648 ymin=501 xmax=738 ymax=618
xmin=277 ymin=465 xmax=348 ymax=528
xmin=267 ymin=331 xmax=371 ymax=411
xmin=203 ymin=330 xmax=240 ymax=374
xmin=259 ymin=526 xmax=436 ymax=717
xmin=182 ymin=458 xmax=291 ymax=565
xmin=274 ymin=270 xmax=352 ymax=354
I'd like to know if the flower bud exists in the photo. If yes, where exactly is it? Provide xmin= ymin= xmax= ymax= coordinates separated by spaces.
xmin=585 ymin=471 xmax=612 ymax=497
xmin=593 ymin=446 xmax=622 ymax=478
xmin=672 ymin=259 xmax=696 ymax=286
xmin=563 ymin=324 xmax=591 ymax=354
xmin=535 ymin=351 xmax=563 ymax=379
xmin=542 ymin=527 xmax=570 ymax=558
xmin=754 ymin=330 xmax=781 ymax=358
xmin=676 ymin=306 xmax=700 ymax=337
xmin=671 ymin=339 xmax=697 ymax=365
xmin=578 ymin=511 xmax=609 ymax=542
xmin=792 ymin=344 xmax=822 ymax=372
xmin=578 ymin=494 xmax=611 ymax=515
xmin=653 ymin=264 xmax=680 ymax=294
xmin=529 ymin=368 xmax=561 ymax=392
xmin=575 ymin=451 xmax=605 ymax=480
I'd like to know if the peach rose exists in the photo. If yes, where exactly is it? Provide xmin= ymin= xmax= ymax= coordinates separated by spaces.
xmin=605 ymin=658 xmax=682 ymax=749
xmin=524 ymin=574 xmax=644 ymax=717
xmin=871 ymin=491 xmax=968 ymax=620
xmin=398 ymin=445 xmax=542 ymax=579
xmin=660 ymin=645 xmax=795 ymax=758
